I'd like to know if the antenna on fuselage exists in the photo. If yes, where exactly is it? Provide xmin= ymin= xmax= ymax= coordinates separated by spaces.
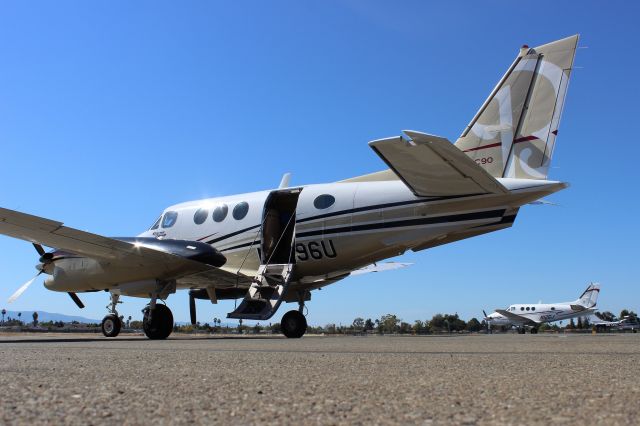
xmin=278 ymin=173 xmax=291 ymax=189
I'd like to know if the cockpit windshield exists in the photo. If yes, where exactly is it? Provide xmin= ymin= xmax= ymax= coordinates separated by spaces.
xmin=162 ymin=211 xmax=178 ymax=228
xmin=150 ymin=216 xmax=162 ymax=230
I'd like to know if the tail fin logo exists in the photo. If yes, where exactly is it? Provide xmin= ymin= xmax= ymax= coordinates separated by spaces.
xmin=455 ymin=35 xmax=579 ymax=180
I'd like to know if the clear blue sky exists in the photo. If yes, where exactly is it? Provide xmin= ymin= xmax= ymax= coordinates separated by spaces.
xmin=1 ymin=1 xmax=638 ymax=326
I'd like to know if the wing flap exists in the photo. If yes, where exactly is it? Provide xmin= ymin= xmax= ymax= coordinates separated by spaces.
xmin=369 ymin=130 xmax=507 ymax=196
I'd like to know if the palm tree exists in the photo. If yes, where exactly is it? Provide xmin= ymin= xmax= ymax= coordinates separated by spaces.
xmin=17 ymin=312 xmax=22 ymax=325
xmin=1 ymin=309 xmax=5 ymax=324
xmin=32 ymin=311 xmax=38 ymax=327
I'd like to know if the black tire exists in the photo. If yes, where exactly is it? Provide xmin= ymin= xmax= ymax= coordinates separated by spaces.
xmin=531 ymin=328 xmax=538 ymax=334
xmin=101 ymin=314 xmax=121 ymax=338
xmin=143 ymin=304 xmax=174 ymax=340
xmin=281 ymin=310 xmax=307 ymax=338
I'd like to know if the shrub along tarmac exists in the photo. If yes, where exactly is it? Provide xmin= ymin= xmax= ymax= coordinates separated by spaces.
xmin=0 ymin=333 xmax=638 ymax=424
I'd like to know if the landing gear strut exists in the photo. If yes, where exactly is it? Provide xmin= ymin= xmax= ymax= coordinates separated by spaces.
xmin=281 ymin=294 xmax=307 ymax=338
xmin=101 ymin=293 xmax=122 ymax=338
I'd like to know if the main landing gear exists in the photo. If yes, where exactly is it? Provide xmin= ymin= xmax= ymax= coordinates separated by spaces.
xmin=143 ymin=303 xmax=174 ymax=340
xmin=101 ymin=293 xmax=122 ymax=338
xmin=280 ymin=295 xmax=307 ymax=338
xmin=142 ymin=282 xmax=176 ymax=340
xmin=101 ymin=281 xmax=176 ymax=340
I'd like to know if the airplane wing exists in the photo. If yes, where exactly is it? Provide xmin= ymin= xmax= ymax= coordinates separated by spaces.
xmin=0 ymin=207 xmax=240 ymax=283
xmin=176 ymin=268 xmax=253 ymax=289
xmin=369 ymin=130 xmax=508 ymax=196
xmin=495 ymin=309 xmax=540 ymax=325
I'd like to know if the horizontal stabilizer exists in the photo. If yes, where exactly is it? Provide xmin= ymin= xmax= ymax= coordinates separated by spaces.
xmin=369 ymin=130 xmax=508 ymax=196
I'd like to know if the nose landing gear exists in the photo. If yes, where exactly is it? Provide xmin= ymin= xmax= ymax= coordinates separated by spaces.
xmin=101 ymin=314 xmax=121 ymax=337
xmin=101 ymin=293 xmax=122 ymax=338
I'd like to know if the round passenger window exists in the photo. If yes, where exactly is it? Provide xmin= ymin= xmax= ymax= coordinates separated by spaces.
xmin=212 ymin=204 xmax=228 ymax=222
xmin=233 ymin=202 xmax=249 ymax=220
xmin=520 ymin=307 xmax=524 ymax=311
xmin=162 ymin=211 xmax=178 ymax=228
xmin=526 ymin=307 xmax=530 ymax=311
xmin=314 ymin=194 xmax=335 ymax=210
xmin=531 ymin=307 xmax=536 ymax=311
xmin=193 ymin=208 xmax=208 ymax=225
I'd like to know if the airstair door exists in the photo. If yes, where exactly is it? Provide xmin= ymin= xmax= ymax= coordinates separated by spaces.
xmin=260 ymin=188 xmax=301 ymax=265
xmin=227 ymin=188 xmax=301 ymax=321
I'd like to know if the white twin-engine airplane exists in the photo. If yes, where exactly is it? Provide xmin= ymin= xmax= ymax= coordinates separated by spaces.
xmin=0 ymin=35 xmax=579 ymax=340
xmin=483 ymin=283 xmax=600 ymax=334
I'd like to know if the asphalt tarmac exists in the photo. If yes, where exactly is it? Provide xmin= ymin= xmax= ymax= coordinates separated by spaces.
xmin=0 ymin=333 xmax=638 ymax=425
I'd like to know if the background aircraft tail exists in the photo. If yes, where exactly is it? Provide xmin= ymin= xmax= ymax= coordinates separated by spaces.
xmin=576 ymin=283 xmax=600 ymax=308
xmin=455 ymin=35 xmax=579 ymax=180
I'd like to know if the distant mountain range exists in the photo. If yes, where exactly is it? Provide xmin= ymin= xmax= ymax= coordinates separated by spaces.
xmin=1 ymin=310 xmax=100 ymax=324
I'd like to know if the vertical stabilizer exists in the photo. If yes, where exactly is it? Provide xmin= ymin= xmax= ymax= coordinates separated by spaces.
xmin=455 ymin=35 xmax=579 ymax=180
xmin=577 ymin=283 xmax=600 ymax=308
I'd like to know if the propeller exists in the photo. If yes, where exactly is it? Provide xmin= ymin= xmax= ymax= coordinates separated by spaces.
xmin=483 ymin=310 xmax=492 ymax=334
xmin=33 ymin=243 xmax=45 ymax=256
xmin=189 ymin=292 xmax=197 ymax=325
xmin=7 ymin=244 xmax=51 ymax=303
xmin=8 ymin=272 xmax=42 ymax=303
xmin=67 ymin=292 xmax=85 ymax=309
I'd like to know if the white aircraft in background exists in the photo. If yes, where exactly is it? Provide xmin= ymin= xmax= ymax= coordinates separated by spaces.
xmin=483 ymin=283 xmax=600 ymax=334
xmin=0 ymin=35 xmax=579 ymax=340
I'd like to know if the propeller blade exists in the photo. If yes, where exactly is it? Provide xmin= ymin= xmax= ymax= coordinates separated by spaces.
xmin=68 ymin=292 xmax=85 ymax=309
xmin=33 ymin=243 xmax=46 ymax=256
xmin=483 ymin=310 xmax=488 ymax=319
xmin=8 ymin=272 xmax=41 ymax=303
xmin=189 ymin=293 xmax=197 ymax=325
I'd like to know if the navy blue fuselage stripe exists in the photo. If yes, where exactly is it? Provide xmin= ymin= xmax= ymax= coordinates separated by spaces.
xmin=207 ymin=195 xmax=478 ymax=245
xmin=296 ymin=194 xmax=480 ymax=223
xmin=206 ymin=224 xmax=261 ymax=244
xmin=218 ymin=209 xmax=506 ymax=252
xmin=297 ymin=209 xmax=505 ymax=238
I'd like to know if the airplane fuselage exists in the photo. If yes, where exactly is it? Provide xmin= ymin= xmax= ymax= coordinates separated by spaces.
xmin=44 ymin=178 xmax=564 ymax=296
xmin=487 ymin=303 xmax=595 ymax=326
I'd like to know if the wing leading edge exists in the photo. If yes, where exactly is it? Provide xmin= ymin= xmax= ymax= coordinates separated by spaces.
xmin=0 ymin=207 xmax=240 ymax=283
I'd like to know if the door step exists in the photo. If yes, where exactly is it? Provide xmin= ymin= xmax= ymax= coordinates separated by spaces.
xmin=227 ymin=264 xmax=294 ymax=321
